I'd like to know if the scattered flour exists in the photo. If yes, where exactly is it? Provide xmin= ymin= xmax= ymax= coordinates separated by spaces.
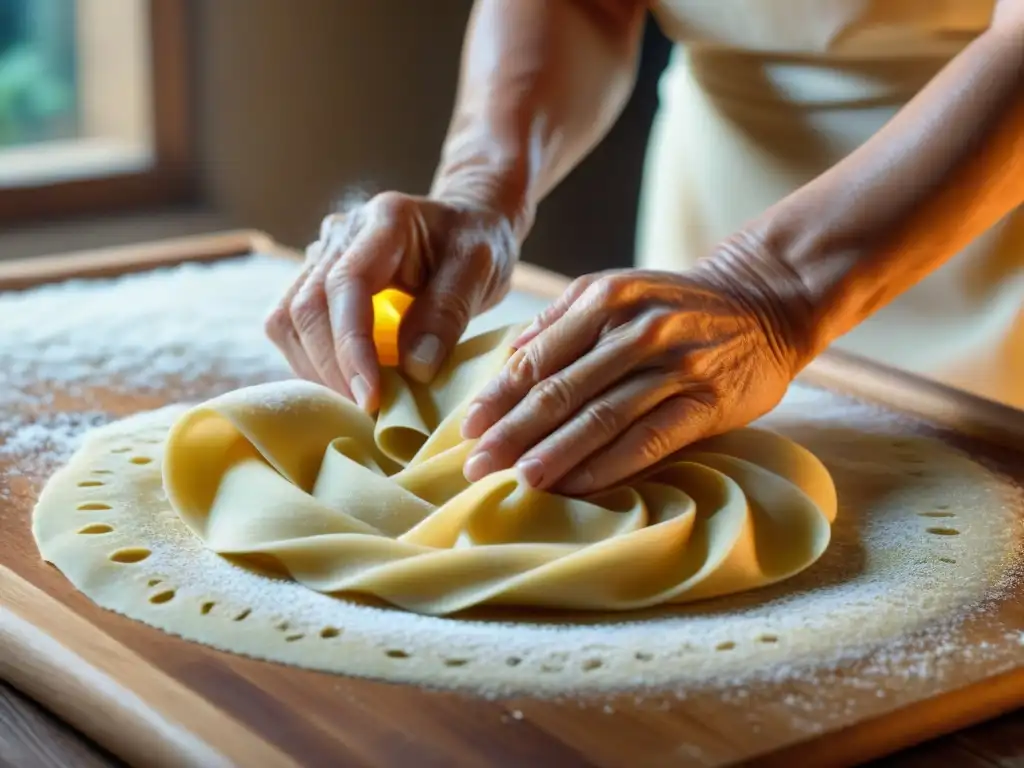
xmin=5 ymin=254 xmax=1024 ymax=705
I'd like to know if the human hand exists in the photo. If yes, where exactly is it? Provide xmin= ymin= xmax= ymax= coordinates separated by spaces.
xmin=459 ymin=256 xmax=813 ymax=495
xmin=265 ymin=192 xmax=518 ymax=412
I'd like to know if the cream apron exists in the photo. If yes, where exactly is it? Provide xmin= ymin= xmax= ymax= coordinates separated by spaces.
xmin=637 ymin=0 xmax=1024 ymax=408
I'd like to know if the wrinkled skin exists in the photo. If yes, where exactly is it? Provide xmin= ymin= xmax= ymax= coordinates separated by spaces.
xmin=460 ymin=265 xmax=802 ymax=494
xmin=265 ymin=192 xmax=517 ymax=414
xmin=268 ymin=197 xmax=807 ymax=494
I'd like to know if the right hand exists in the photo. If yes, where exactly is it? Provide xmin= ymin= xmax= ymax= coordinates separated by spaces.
xmin=265 ymin=192 xmax=518 ymax=413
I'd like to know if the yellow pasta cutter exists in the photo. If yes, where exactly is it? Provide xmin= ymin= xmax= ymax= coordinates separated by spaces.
xmin=372 ymin=288 xmax=414 ymax=367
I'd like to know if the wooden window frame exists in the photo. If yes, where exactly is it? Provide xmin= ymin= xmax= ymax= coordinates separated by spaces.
xmin=0 ymin=0 xmax=194 ymax=226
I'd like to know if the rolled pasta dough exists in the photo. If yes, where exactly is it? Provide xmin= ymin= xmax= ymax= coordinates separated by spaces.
xmin=158 ymin=324 xmax=837 ymax=616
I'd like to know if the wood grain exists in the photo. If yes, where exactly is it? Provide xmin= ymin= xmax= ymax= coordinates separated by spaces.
xmin=0 ymin=229 xmax=272 ymax=291
xmin=0 ymin=682 xmax=125 ymax=768
xmin=0 ymin=233 xmax=1021 ymax=768
xmin=0 ymin=568 xmax=296 ymax=768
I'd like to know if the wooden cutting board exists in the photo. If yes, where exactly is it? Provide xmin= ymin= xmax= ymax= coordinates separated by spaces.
xmin=1 ymin=231 xmax=1022 ymax=768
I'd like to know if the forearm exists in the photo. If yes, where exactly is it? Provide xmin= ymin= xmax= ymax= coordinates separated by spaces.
xmin=738 ymin=8 xmax=1024 ymax=362
xmin=429 ymin=0 xmax=647 ymax=243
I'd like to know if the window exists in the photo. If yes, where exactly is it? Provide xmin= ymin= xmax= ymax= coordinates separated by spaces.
xmin=0 ymin=0 xmax=192 ymax=224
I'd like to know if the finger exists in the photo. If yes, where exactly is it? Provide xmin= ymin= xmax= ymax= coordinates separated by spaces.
xmin=461 ymin=290 xmax=609 ymax=440
xmin=279 ymin=325 xmax=332 ymax=386
xmin=510 ymin=272 xmax=605 ymax=349
xmin=516 ymin=371 xmax=682 ymax=490
xmin=556 ymin=395 xmax=718 ymax=495
xmin=462 ymin=331 xmax=647 ymax=482
xmin=397 ymin=245 xmax=491 ymax=384
xmin=265 ymin=262 xmax=329 ymax=385
xmin=289 ymin=256 xmax=351 ymax=395
xmin=326 ymin=221 xmax=408 ymax=412
xmin=304 ymin=240 xmax=323 ymax=266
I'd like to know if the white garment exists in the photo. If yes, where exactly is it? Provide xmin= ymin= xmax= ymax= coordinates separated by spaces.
xmin=637 ymin=0 xmax=1023 ymax=407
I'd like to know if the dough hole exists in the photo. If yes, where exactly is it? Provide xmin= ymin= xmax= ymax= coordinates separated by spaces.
xmin=92 ymin=470 xmax=113 ymax=475
xmin=926 ymin=527 xmax=960 ymax=536
xmin=443 ymin=658 xmax=470 ymax=668
xmin=149 ymin=590 xmax=176 ymax=604
xmin=581 ymin=658 xmax=603 ymax=671
xmin=148 ymin=578 xmax=162 ymax=587
xmin=285 ymin=634 xmax=305 ymax=642
xmin=385 ymin=649 xmax=410 ymax=659
xmin=201 ymin=601 xmax=215 ymax=615
xmin=129 ymin=456 xmax=153 ymax=465
xmin=505 ymin=657 xmax=523 ymax=667
xmin=77 ymin=480 xmax=105 ymax=488
xmin=111 ymin=447 xmax=131 ymax=453
xmin=936 ymin=503 xmax=951 ymax=510
xmin=757 ymin=634 xmax=779 ymax=644
xmin=78 ymin=502 xmax=111 ymax=511
xmin=78 ymin=524 xmax=113 ymax=535
xmin=276 ymin=621 xmax=290 ymax=632
xmin=634 ymin=651 xmax=654 ymax=662
xmin=233 ymin=608 xmax=251 ymax=621
xmin=319 ymin=627 xmax=341 ymax=639
xmin=918 ymin=511 xmax=955 ymax=518
xmin=939 ymin=557 xmax=957 ymax=564
xmin=715 ymin=641 xmax=736 ymax=651
xmin=109 ymin=547 xmax=151 ymax=564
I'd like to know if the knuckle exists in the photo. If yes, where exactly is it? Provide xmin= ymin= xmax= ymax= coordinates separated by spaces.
xmin=633 ymin=310 xmax=672 ymax=346
xmin=433 ymin=290 xmax=474 ymax=328
xmin=589 ymin=274 xmax=628 ymax=308
xmin=263 ymin=304 xmax=292 ymax=342
xmin=636 ymin=422 xmax=672 ymax=464
xmin=582 ymin=400 xmax=621 ymax=438
xmin=530 ymin=376 xmax=576 ymax=414
xmin=461 ymin=243 xmax=497 ymax=277
xmin=323 ymin=259 xmax=354 ymax=292
xmin=568 ymin=275 xmax=595 ymax=296
xmin=371 ymin=191 xmax=414 ymax=222
xmin=506 ymin=347 xmax=541 ymax=387
xmin=289 ymin=286 xmax=327 ymax=332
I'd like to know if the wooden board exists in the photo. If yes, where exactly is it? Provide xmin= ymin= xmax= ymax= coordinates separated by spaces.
xmin=0 ymin=232 xmax=1021 ymax=768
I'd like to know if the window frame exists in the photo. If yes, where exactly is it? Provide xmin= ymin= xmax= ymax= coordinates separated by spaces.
xmin=0 ymin=0 xmax=194 ymax=225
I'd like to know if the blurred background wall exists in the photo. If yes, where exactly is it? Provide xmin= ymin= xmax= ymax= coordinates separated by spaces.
xmin=1 ymin=0 xmax=673 ymax=277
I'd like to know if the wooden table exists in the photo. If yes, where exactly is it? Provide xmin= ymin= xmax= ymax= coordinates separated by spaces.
xmin=1 ymin=232 xmax=1022 ymax=767
xmin=2 ymin=680 xmax=1020 ymax=767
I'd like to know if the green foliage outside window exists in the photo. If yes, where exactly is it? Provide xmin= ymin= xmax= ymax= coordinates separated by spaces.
xmin=0 ymin=0 xmax=78 ymax=149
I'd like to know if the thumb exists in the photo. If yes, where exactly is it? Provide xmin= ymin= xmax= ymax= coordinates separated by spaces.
xmin=398 ymin=249 xmax=491 ymax=384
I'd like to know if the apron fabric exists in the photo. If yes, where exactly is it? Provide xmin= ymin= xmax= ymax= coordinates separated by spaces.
xmin=637 ymin=0 xmax=1023 ymax=407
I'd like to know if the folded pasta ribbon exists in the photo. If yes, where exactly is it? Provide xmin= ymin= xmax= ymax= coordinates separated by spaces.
xmin=163 ymin=325 xmax=837 ymax=616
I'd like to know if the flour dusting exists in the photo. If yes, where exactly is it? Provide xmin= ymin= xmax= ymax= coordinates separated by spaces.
xmin=5 ymin=254 xmax=1023 ymax=706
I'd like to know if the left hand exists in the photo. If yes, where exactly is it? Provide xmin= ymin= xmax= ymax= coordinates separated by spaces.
xmin=459 ymin=263 xmax=809 ymax=495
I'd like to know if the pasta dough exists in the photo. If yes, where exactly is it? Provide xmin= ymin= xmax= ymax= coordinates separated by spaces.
xmin=157 ymin=324 xmax=837 ymax=615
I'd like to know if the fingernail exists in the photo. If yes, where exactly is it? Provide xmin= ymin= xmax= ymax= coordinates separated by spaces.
xmin=560 ymin=470 xmax=593 ymax=496
xmin=516 ymin=458 xmax=544 ymax=488
xmin=461 ymin=404 xmax=485 ymax=439
xmin=407 ymin=333 xmax=444 ymax=383
xmin=463 ymin=451 xmax=493 ymax=482
xmin=350 ymin=374 xmax=370 ymax=411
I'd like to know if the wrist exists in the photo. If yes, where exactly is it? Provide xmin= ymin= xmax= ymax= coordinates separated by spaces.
xmin=430 ymin=133 xmax=537 ymax=247
xmin=697 ymin=228 xmax=823 ymax=375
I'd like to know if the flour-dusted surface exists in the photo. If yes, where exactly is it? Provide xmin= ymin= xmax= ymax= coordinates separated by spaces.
xmin=6 ymin=255 xmax=1024 ymax=706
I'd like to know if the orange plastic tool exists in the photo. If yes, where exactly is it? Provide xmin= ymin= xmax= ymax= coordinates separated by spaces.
xmin=372 ymin=289 xmax=414 ymax=367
